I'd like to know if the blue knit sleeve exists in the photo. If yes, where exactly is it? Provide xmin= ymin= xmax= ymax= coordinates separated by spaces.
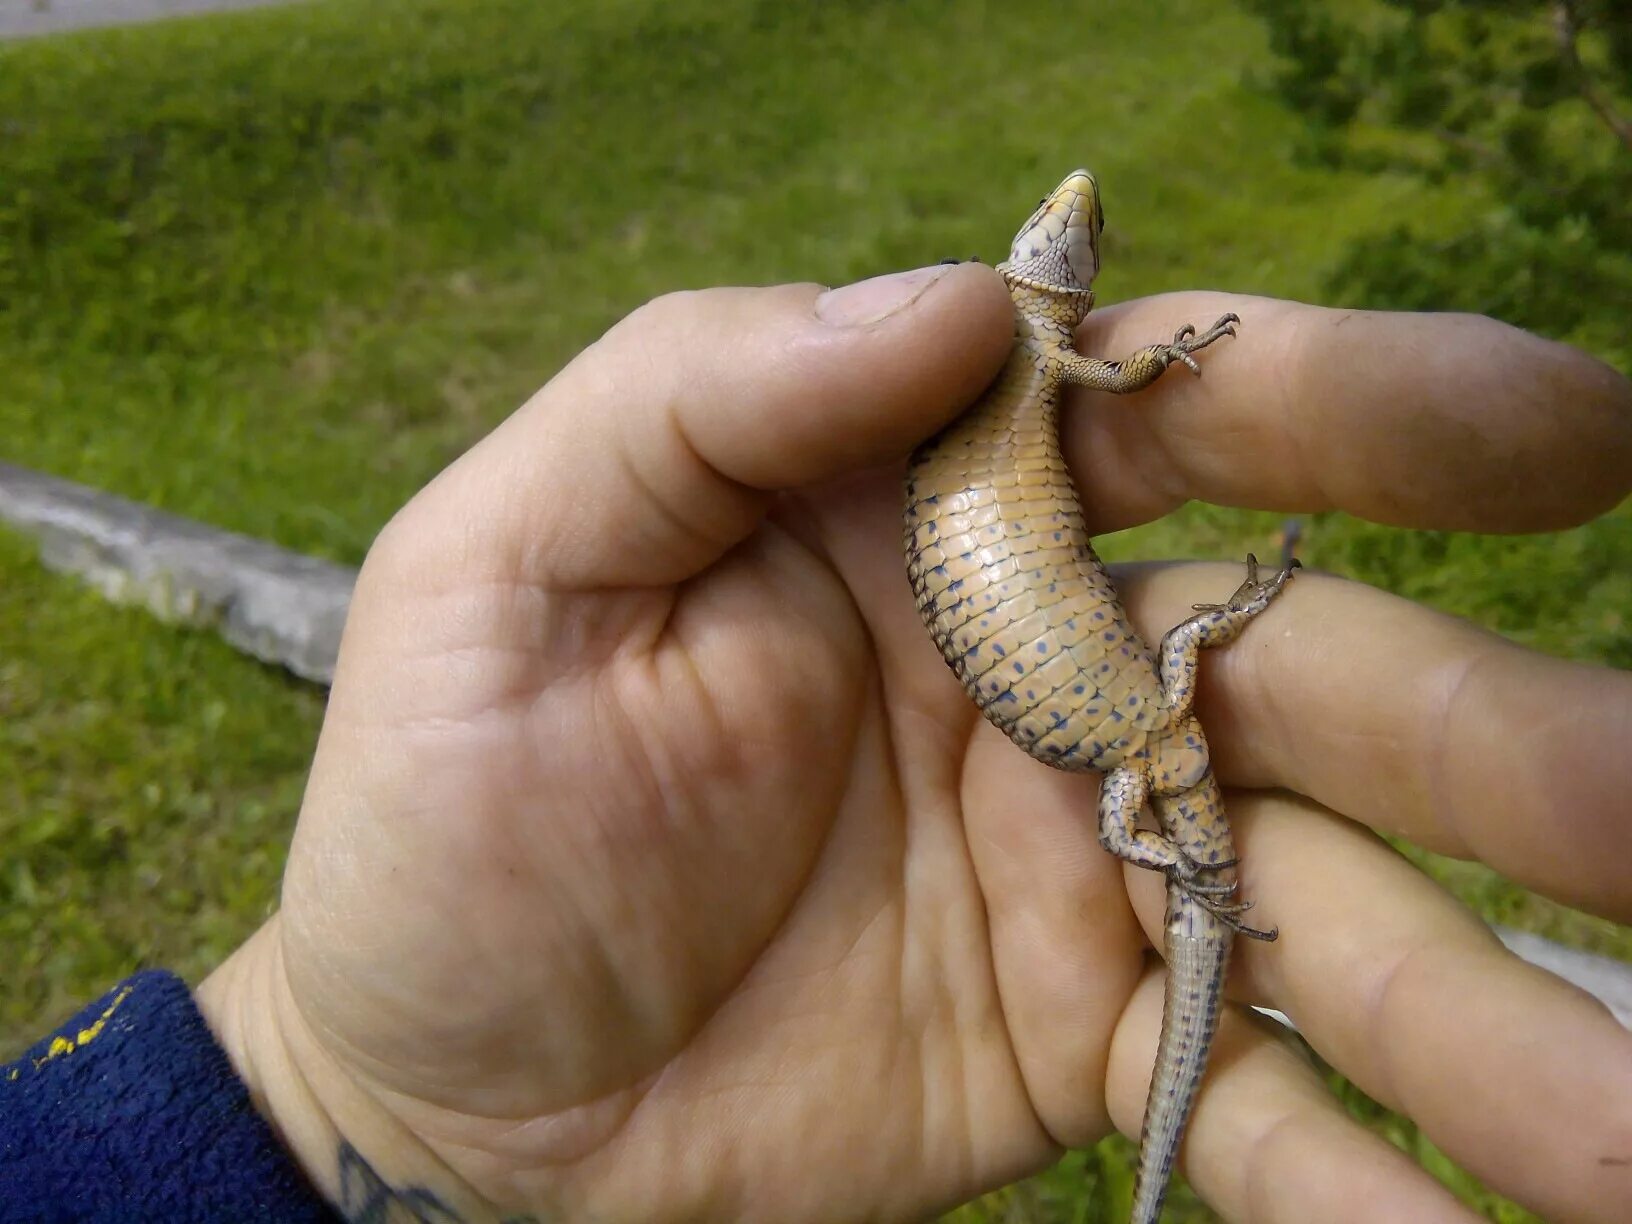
xmin=0 ymin=969 xmax=338 ymax=1223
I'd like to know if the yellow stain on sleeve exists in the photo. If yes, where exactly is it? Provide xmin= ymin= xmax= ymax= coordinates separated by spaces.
xmin=28 ymin=985 xmax=135 ymax=1071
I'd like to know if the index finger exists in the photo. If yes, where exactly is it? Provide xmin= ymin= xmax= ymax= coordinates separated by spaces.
xmin=1064 ymin=293 xmax=1632 ymax=533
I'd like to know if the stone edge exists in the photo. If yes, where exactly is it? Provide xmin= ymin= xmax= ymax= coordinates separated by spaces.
xmin=0 ymin=460 xmax=353 ymax=684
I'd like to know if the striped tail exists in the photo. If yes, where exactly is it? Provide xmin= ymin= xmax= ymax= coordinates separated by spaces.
xmin=1130 ymin=895 xmax=1232 ymax=1223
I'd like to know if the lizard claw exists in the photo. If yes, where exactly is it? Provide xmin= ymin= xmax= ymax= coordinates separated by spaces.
xmin=1192 ymin=553 xmax=1300 ymax=616
xmin=1179 ymin=875 xmax=1240 ymax=898
xmin=1168 ymin=852 xmax=1241 ymax=892
xmin=1167 ymin=854 xmax=1276 ymax=938
xmin=1176 ymin=880 xmax=1279 ymax=939
xmin=1225 ymin=913 xmax=1279 ymax=941
xmin=1165 ymin=312 xmax=1239 ymax=376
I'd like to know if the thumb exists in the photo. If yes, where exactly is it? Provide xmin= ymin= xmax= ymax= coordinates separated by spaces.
xmin=386 ymin=263 xmax=1012 ymax=589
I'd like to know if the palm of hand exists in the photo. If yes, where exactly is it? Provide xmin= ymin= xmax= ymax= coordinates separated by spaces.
xmin=280 ymin=458 xmax=1130 ymax=1218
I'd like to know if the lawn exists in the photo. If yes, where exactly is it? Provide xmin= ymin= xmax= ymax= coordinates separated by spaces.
xmin=1 ymin=1 xmax=1625 ymax=1220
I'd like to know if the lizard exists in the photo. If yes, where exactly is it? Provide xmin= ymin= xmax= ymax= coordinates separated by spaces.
xmin=902 ymin=169 xmax=1297 ymax=1222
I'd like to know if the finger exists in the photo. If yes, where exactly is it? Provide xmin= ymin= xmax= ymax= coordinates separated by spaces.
xmin=1107 ymin=977 xmax=1481 ymax=1223
xmin=959 ymin=715 xmax=1138 ymax=1142
xmin=1063 ymin=292 xmax=1632 ymax=533
xmin=1117 ymin=561 xmax=1632 ymax=921
xmin=377 ymin=264 xmax=1013 ymax=591
xmin=1130 ymin=794 xmax=1632 ymax=1224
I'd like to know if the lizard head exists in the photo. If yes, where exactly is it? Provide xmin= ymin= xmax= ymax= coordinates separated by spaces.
xmin=998 ymin=169 xmax=1103 ymax=321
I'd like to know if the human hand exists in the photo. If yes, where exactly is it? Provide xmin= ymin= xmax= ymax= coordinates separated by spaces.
xmin=196 ymin=263 xmax=1632 ymax=1223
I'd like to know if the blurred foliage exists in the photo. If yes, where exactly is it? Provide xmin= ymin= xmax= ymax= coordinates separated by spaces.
xmin=0 ymin=530 xmax=318 ymax=1029
xmin=1241 ymin=0 xmax=1631 ymax=368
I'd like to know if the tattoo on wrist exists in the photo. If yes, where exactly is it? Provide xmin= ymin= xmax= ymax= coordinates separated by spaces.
xmin=336 ymin=1141 xmax=544 ymax=1224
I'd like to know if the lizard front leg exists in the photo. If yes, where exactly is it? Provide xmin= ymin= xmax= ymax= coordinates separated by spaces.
xmin=1057 ymin=312 xmax=1240 ymax=394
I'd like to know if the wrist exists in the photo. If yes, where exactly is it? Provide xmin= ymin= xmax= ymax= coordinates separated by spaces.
xmin=197 ymin=918 xmax=497 ymax=1222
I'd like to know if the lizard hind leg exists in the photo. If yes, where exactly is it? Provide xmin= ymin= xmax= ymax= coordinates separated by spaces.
xmin=1097 ymin=766 xmax=1274 ymax=937
xmin=1154 ymin=552 xmax=1299 ymax=721
xmin=1155 ymin=776 xmax=1279 ymax=942
xmin=1190 ymin=551 xmax=1300 ymax=622
xmin=1097 ymin=765 xmax=1190 ymax=875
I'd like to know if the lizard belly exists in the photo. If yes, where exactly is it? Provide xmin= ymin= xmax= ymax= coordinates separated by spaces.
xmin=904 ymin=172 xmax=1287 ymax=1224
xmin=904 ymin=349 xmax=1162 ymax=770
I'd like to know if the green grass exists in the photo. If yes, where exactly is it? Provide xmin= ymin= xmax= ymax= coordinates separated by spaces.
xmin=0 ymin=1 xmax=1625 ymax=1220
xmin=0 ymin=530 xmax=320 ymax=1018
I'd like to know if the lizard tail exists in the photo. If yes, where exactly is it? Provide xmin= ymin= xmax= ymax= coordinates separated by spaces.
xmin=1129 ymin=894 xmax=1232 ymax=1224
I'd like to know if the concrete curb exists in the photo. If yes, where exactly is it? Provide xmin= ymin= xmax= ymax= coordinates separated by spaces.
xmin=0 ymin=0 xmax=298 ymax=41
xmin=1495 ymin=924 xmax=1632 ymax=1028
xmin=0 ymin=461 xmax=353 ymax=683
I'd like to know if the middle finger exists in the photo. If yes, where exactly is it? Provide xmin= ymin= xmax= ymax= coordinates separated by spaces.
xmin=1064 ymin=293 xmax=1632 ymax=534
xmin=1118 ymin=561 xmax=1632 ymax=921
